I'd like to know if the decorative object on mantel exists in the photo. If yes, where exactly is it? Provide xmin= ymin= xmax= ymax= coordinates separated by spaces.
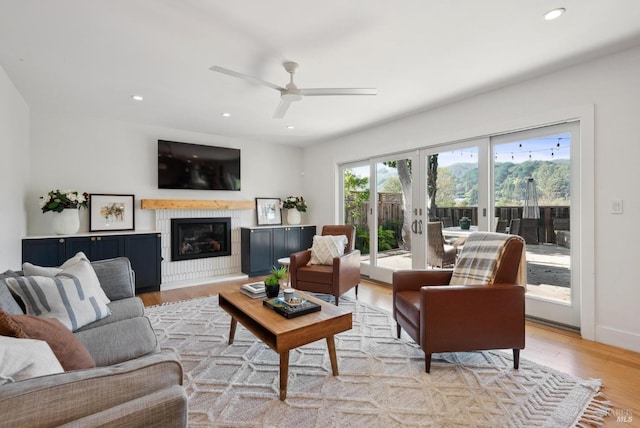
xmin=255 ymin=197 xmax=282 ymax=226
xmin=282 ymin=196 xmax=307 ymax=225
xmin=89 ymin=194 xmax=135 ymax=232
xmin=140 ymin=199 xmax=254 ymax=210
xmin=40 ymin=189 xmax=89 ymax=235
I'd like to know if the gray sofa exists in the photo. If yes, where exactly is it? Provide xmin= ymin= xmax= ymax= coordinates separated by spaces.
xmin=0 ymin=257 xmax=188 ymax=427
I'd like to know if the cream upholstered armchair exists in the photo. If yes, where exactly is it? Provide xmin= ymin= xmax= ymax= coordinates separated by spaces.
xmin=289 ymin=225 xmax=361 ymax=305
xmin=393 ymin=232 xmax=526 ymax=373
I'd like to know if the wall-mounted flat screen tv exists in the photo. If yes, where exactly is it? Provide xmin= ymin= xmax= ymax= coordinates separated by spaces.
xmin=158 ymin=140 xmax=241 ymax=191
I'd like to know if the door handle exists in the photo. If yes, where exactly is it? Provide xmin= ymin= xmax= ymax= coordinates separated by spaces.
xmin=411 ymin=220 xmax=417 ymax=234
xmin=418 ymin=219 xmax=423 ymax=235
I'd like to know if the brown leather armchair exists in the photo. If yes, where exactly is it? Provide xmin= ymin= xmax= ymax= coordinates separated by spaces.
xmin=289 ymin=225 xmax=361 ymax=305
xmin=393 ymin=232 xmax=526 ymax=373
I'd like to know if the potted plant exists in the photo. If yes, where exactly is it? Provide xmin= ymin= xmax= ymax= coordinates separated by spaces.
xmin=459 ymin=216 xmax=471 ymax=230
xmin=264 ymin=266 xmax=287 ymax=298
xmin=39 ymin=189 xmax=89 ymax=235
xmin=282 ymin=196 xmax=307 ymax=225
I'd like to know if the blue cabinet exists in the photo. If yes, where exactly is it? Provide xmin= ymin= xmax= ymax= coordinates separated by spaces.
xmin=241 ymin=225 xmax=316 ymax=277
xmin=22 ymin=233 xmax=161 ymax=294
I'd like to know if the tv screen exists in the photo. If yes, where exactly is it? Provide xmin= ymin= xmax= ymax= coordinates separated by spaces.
xmin=158 ymin=140 xmax=241 ymax=190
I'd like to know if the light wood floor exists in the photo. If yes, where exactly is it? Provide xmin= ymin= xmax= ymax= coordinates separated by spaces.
xmin=140 ymin=278 xmax=640 ymax=427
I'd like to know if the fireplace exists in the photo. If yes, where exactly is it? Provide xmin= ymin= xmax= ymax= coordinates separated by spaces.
xmin=171 ymin=217 xmax=231 ymax=261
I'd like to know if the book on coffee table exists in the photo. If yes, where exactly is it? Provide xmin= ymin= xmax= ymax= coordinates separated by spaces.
xmin=240 ymin=281 xmax=267 ymax=298
xmin=263 ymin=295 xmax=321 ymax=319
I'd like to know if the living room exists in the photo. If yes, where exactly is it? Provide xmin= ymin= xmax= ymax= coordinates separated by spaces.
xmin=1 ymin=2 xmax=640 ymax=425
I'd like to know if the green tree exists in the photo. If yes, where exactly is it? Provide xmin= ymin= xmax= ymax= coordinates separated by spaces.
xmin=379 ymin=176 xmax=402 ymax=193
xmin=435 ymin=168 xmax=456 ymax=206
xmin=344 ymin=170 xmax=369 ymax=225
xmin=427 ymin=155 xmax=438 ymax=219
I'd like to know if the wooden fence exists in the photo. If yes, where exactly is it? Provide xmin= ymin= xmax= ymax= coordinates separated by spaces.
xmin=346 ymin=192 xmax=570 ymax=245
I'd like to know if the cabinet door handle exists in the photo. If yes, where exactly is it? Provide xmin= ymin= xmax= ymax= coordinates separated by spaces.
xmin=59 ymin=239 xmax=64 ymax=243
xmin=97 ymin=237 xmax=102 ymax=241
xmin=91 ymin=237 xmax=96 ymax=241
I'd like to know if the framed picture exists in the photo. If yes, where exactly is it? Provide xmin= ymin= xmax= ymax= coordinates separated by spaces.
xmin=255 ymin=197 xmax=282 ymax=226
xmin=90 ymin=194 xmax=135 ymax=232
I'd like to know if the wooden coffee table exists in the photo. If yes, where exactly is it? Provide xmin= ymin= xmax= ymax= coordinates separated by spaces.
xmin=218 ymin=285 xmax=352 ymax=400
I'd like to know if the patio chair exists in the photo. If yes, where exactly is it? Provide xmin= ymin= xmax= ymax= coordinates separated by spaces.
xmin=393 ymin=232 xmax=526 ymax=372
xmin=427 ymin=221 xmax=458 ymax=268
xmin=496 ymin=219 xmax=509 ymax=233
xmin=508 ymin=218 xmax=520 ymax=235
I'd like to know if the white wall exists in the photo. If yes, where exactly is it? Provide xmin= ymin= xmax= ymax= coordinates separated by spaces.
xmin=0 ymin=65 xmax=29 ymax=269
xmin=27 ymin=112 xmax=305 ymax=235
xmin=303 ymin=45 xmax=640 ymax=353
xmin=24 ymin=112 xmax=305 ymax=288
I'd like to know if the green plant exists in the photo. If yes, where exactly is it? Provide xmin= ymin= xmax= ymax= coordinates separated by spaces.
xmin=354 ymin=224 xmax=397 ymax=254
xmin=282 ymin=196 xmax=307 ymax=212
xmin=264 ymin=265 xmax=287 ymax=287
xmin=377 ymin=226 xmax=396 ymax=251
xmin=40 ymin=189 xmax=89 ymax=213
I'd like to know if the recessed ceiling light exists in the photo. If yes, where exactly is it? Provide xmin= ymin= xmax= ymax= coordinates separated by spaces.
xmin=131 ymin=95 xmax=143 ymax=101
xmin=286 ymin=125 xmax=295 ymax=130
xmin=544 ymin=8 xmax=566 ymax=20
xmin=221 ymin=112 xmax=231 ymax=117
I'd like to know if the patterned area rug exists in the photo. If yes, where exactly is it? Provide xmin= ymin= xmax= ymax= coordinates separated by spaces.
xmin=146 ymin=295 xmax=609 ymax=427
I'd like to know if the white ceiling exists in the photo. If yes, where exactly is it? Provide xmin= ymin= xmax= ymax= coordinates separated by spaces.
xmin=2 ymin=1 xmax=640 ymax=146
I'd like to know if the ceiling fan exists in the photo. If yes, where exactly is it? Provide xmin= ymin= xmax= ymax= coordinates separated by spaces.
xmin=210 ymin=61 xmax=377 ymax=119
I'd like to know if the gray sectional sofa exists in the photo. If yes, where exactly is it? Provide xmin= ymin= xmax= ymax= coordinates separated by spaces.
xmin=0 ymin=257 xmax=188 ymax=427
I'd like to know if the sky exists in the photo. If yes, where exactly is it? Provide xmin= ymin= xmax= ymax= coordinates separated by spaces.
xmin=346 ymin=133 xmax=571 ymax=177
xmin=438 ymin=133 xmax=571 ymax=167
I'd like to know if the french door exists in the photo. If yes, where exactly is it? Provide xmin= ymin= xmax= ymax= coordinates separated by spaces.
xmin=341 ymin=152 xmax=420 ymax=283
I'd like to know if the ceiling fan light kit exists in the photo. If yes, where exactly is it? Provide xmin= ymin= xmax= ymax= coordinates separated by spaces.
xmin=210 ymin=61 xmax=377 ymax=118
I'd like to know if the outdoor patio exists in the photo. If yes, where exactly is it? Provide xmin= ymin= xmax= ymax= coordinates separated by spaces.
xmin=362 ymin=243 xmax=571 ymax=303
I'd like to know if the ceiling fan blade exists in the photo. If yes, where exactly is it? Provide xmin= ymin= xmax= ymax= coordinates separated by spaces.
xmin=209 ymin=66 xmax=283 ymax=91
xmin=300 ymin=88 xmax=378 ymax=96
xmin=273 ymin=100 xmax=291 ymax=119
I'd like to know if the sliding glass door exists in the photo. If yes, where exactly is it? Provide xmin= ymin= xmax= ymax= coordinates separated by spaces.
xmin=340 ymin=122 xmax=581 ymax=328
xmin=491 ymin=122 xmax=580 ymax=328
xmin=420 ymin=142 xmax=485 ymax=270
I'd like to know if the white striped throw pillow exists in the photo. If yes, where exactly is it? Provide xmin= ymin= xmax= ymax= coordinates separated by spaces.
xmin=6 ymin=275 xmax=111 ymax=332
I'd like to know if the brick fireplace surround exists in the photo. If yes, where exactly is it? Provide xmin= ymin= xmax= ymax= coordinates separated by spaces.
xmin=142 ymin=199 xmax=254 ymax=290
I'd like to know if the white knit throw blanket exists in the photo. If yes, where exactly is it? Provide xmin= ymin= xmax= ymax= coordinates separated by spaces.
xmin=449 ymin=232 xmax=526 ymax=286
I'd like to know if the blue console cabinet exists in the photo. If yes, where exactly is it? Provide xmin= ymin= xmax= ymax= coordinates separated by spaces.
xmin=22 ymin=232 xmax=161 ymax=294
xmin=241 ymin=225 xmax=315 ymax=277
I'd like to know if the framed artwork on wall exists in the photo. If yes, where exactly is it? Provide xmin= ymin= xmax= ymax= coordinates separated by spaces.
xmin=89 ymin=194 xmax=135 ymax=232
xmin=255 ymin=197 xmax=282 ymax=226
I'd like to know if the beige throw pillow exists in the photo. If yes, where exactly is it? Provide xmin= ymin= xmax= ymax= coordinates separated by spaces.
xmin=309 ymin=235 xmax=348 ymax=265
xmin=0 ymin=309 xmax=96 ymax=370
xmin=0 ymin=336 xmax=64 ymax=384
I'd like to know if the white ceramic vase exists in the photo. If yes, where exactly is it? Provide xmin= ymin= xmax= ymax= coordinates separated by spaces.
xmin=53 ymin=208 xmax=80 ymax=235
xmin=287 ymin=209 xmax=301 ymax=225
